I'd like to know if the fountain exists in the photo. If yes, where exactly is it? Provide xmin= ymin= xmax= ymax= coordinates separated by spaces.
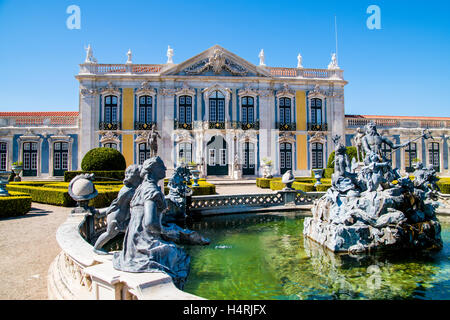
xmin=303 ymin=125 xmax=442 ymax=253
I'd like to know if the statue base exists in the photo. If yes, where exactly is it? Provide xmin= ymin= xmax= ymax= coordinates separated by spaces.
xmin=303 ymin=187 xmax=443 ymax=254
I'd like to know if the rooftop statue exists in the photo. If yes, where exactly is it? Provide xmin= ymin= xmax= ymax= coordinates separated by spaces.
xmin=259 ymin=49 xmax=265 ymax=66
xmin=112 ymin=157 xmax=209 ymax=289
xmin=297 ymin=53 xmax=303 ymax=68
xmin=167 ymin=45 xmax=174 ymax=64
xmin=93 ymin=164 xmax=142 ymax=254
xmin=304 ymin=130 xmax=442 ymax=254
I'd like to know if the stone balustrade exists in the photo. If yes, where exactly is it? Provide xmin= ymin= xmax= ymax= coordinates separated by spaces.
xmin=346 ymin=115 xmax=450 ymax=129
xmin=0 ymin=113 xmax=79 ymax=128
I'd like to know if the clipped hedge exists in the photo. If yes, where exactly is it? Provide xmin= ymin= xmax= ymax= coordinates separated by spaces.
xmin=269 ymin=180 xmax=316 ymax=192
xmin=81 ymin=147 xmax=126 ymax=171
xmin=7 ymin=183 xmax=122 ymax=208
xmin=0 ymin=192 xmax=32 ymax=218
xmin=437 ymin=181 xmax=450 ymax=194
xmin=256 ymin=178 xmax=272 ymax=188
xmin=316 ymin=184 xmax=332 ymax=192
xmin=64 ymin=170 xmax=125 ymax=182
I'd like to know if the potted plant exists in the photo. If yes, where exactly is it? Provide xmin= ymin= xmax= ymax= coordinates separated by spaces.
xmin=188 ymin=161 xmax=200 ymax=186
xmin=11 ymin=161 xmax=23 ymax=182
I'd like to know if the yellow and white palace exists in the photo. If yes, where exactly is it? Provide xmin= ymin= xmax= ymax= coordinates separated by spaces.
xmin=0 ymin=45 xmax=449 ymax=179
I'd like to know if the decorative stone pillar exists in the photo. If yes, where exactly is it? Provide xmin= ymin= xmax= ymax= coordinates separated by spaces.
xmin=79 ymin=87 xmax=99 ymax=168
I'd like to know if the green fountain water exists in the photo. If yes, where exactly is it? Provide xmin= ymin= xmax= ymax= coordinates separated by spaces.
xmin=183 ymin=212 xmax=450 ymax=300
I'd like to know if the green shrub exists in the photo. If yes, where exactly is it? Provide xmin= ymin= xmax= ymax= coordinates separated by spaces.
xmin=256 ymin=178 xmax=272 ymax=188
xmin=316 ymin=184 xmax=332 ymax=192
xmin=64 ymin=170 xmax=125 ymax=182
xmin=0 ymin=192 xmax=32 ymax=218
xmin=81 ymin=148 xmax=126 ymax=171
xmin=437 ymin=181 xmax=450 ymax=194
xmin=327 ymin=146 xmax=359 ymax=168
xmin=269 ymin=180 xmax=316 ymax=192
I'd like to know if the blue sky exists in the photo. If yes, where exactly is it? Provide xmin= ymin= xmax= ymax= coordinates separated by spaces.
xmin=0 ymin=0 xmax=449 ymax=117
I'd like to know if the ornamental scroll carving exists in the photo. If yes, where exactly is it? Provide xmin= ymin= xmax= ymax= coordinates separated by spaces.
xmin=184 ymin=48 xmax=248 ymax=76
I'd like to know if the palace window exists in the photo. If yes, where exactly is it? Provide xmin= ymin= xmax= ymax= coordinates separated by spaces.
xmin=139 ymin=96 xmax=153 ymax=123
xmin=405 ymin=142 xmax=417 ymax=173
xmin=178 ymin=142 xmax=192 ymax=164
xmin=179 ymin=96 xmax=192 ymax=125
xmin=53 ymin=142 xmax=69 ymax=176
xmin=428 ymin=142 xmax=440 ymax=172
xmin=280 ymin=142 xmax=292 ymax=174
xmin=104 ymin=95 xmax=118 ymax=123
xmin=311 ymin=142 xmax=324 ymax=169
xmin=209 ymin=91 xmax=225 ymax=123
xmin=381 ymin=143 xmax=392 ymax=163
xmin=310 ymin=98 xmax=323 ymax=125
xmin=279 ymin=98 xmax=291 ymax=124
xmin=138 ymin=143 xmax=150 ymax=165
xmin=241 ymin=96 xmax=255 ymax=124
xmin=23 ymin=142 xmax=38 ymax=176
xmin=103 ymin=143 xmax=117 ymax=149
xmin=0 ymin=142 xmax=6 ymax=171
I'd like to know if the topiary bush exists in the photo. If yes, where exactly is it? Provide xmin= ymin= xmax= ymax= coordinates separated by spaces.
xmin=81 ymin=148 xmax=126 ymax=172
xmin=327 ymin=146 xmax=359 ymax=169
xmin=0 ymin=192 xmax=32 ymax=218
xmin=256 ymin=178 xmax=272 ymax=188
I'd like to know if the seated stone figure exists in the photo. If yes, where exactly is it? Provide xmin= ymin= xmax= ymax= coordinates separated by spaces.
xmin=93 ymin=164 xmax=142 ymax=254
xmin=331 ymin=142 xmax=359 ymax=196
xmin=113 ymin=157 xmax=209 ymax=289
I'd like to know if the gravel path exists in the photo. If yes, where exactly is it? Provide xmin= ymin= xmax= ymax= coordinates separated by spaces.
xmin=0 ymin=203 xmax=71 ymax=300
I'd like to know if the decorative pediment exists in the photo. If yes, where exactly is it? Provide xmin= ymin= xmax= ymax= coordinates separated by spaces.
xmin=136 ymin=81 xmax=156 ymax=97
xmin=99 ymin=81 xmax=120 ymax=96
xmin=135 ymin=131 xmax=150 ymax=144
xmin=237 ymin=131 xmax=258 ymax=143
xmin=238 ymin=84 xmax=258 ymax=97
xmin=19 ymin=129 xmax=40 ymax=141
xmin=276 ymin=83 xmax=295 ymax=98
xmin=202 ymin=83 xmax=232 ymax=99
xmin=174 ymin=130 xmax=194 ymax=143
xmin=278 ymin=132 xmax=296 ymax=144
xmin=309 ymin=131 xmax=326 ymax=144
xmin=175 ymin=83 xmax=196 ymax=97
xmin=308 ymin=84 xmax=326 ymax=99
xmin=100 ymin=132 xmax=120 ymax=144
xmin=161 ymin=45 xmax=271 ymax=78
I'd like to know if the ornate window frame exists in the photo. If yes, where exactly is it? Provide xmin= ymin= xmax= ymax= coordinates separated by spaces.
xmin=276 ymin=84 xmax=295 ymax=125
xmin=0 ymin=139 xmax=11 ymax=171
xmin=48 ymin=132 xmax=73 ymax=176
xmin=175 ymin=85 xmax=196 ymax=126
xmin=426 ymin=138 xmax=443 ymax=172
xmin=202 ymin=84 xmax=232 ymax=123
xmin=17 ymin=131 xmax=43 ymax=177
xmin=174 ymin=131 xmax=195 ymax=166
xmin=308 ymin=85 xmax=326 ymax=127
xmin=238 ymin=87 xmax=258 ymax=124
xmin=99 ymin=132 xmax=120 ymax=149
xmin=135 ymin=81 xmax=157 ymax=125
xmin=99 ymin=82 xmax=121 ymax=124
xmin=309 ymin=132 xmax=326 ymax=169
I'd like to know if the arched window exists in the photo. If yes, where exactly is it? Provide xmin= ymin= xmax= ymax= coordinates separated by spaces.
xmin=310 ymin=98 xmax=322 ymax=125
xmin=311 ymin=142 xmax=323 ymax=169
xmin=428 ymin=142 xmax=440 ymax=172
xmin=0 ymin=142 xmax=7 ymax=171
xmin=241 ymin=96 xmax=254 ymax=124
xmin=178 ymin=142 xmax=192 ymax=164
xmin=103 ymin=143 xmax=117 ymax=149
xmin=104 ymin=95 xmax=118 ymax=123
xmin=279 ymin=97 xmax=291 ymax=124
xmin=139 ymin=96 xmax=152 ymax=124
xmin=179 ymin=96 xmax=192 ymax=125
xmin=405 ymin=142 xmax=417 ymax=173
xmin=381 ymin=143 xmax=392 ymax=163
xmin=138 ymin=143 xmax=150 ymax=165
xmin=209 ymin=91 xmax=225 ymax=123
xmin=280 ymin=142 xmax=292 ymax=174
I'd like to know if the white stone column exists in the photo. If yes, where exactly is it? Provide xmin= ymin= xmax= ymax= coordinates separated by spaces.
xmin=159 ymin=90 xmax=175 ymax=172
xmin=258 ymin=91 xmax=274 ymax=173
xmin=79 ymin=91 xmax=98 ymax=169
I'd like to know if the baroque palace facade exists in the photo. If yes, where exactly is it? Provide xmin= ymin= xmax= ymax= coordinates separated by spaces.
xmin=0 ymin=45 xmax=449 ymax=179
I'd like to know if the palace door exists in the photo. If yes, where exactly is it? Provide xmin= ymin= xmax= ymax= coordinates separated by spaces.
xmin=242 ymin=142 xmax=255 ymax=175
xmin=207 ymin=135 xmax=228 ymax=176
xmin=53 ymin=142 xmax=69 ymax=176
xmin=23 ymin=142 xmax=37 ymax=177
xmin=280 ymin=142 xmax=292 ymax=175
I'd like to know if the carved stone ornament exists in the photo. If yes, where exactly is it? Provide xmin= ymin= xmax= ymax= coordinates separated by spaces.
xmin=100 ymin=131 xmax=120 ymax=144
xmin=175 ymin=83 xmax=195 ymax=97
xmin=278 ymin=132 xmax=296 ymax=144
xmin=308 ymin=84 xmax=326 ymax=99
xmin=276 ymin=83 xmax=295 ymax=98
xmin=174 ymin=130 xmax=194 ymax=143
xmin=160 ymin=88 xmax=177 ymax=96
xmin=134 ymin=131 xmax=150 ymax=144
xmin=99 ymin=81 xmax=120 ymax=96
xmin=80 ymin=86 xmax=98 ymax=96
xmin=183 ymin=48 xmax=248 ymax=76
xmin=136 ymin=81 xmax=156 ymax=96
xmin=309 ymin=131 xmax=326 ymax=143
xmin=238 ymin=84 xmax=258 ymax=97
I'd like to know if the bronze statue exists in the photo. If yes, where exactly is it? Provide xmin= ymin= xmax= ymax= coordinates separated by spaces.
xmin=112 ymin=156 xmax=209 ymax=289
xmin=93 ymin=164 xmax=142 ymax=254
xmin=147 ymin=125 xmax=161 ymax=157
